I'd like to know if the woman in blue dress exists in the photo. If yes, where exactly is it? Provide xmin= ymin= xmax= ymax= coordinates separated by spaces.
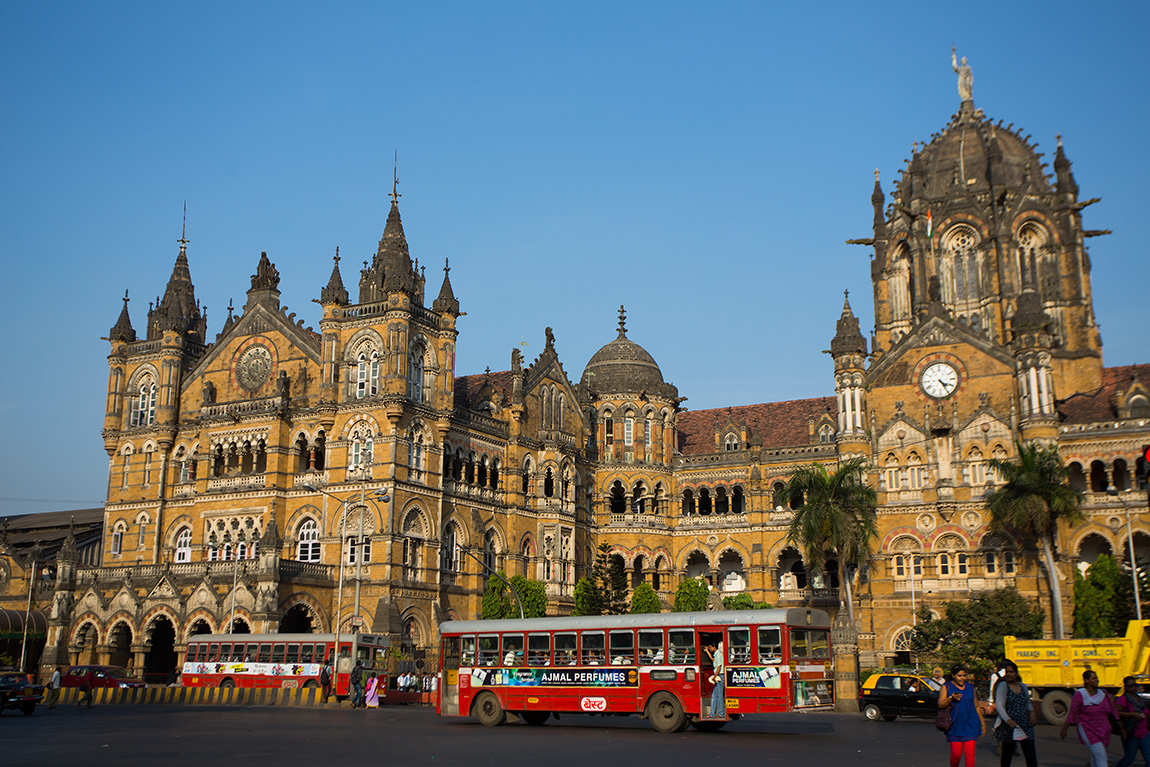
xmin=939 ymin=663 xmax=984 ymax=766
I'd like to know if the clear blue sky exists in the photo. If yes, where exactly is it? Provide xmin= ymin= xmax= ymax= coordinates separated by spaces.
xmin=1 ymin=1 xmax=1145 ymax=515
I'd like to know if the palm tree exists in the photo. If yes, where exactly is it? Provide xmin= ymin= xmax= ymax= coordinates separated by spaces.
xmin=774 ymin=456 xmax=878 ymax=624
xmin=987 ymin=440 xmax=1085 ymax=639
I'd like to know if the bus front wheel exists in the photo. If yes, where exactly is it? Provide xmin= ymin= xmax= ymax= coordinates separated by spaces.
xmin=647 ymin=692 xmax=686 ymax=734
xmin=520 ymin=710 xmax=550 ymax=726
xmin=303 ymin=680 xmax=319 ymax=690
xmin=474 ymin=692 xmax=507 ymax=727
xmin=219 ymin=678 xmax=235 ymax=690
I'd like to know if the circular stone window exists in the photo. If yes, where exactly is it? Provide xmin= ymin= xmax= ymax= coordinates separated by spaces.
xmin=236 ymin=345 xmax=273 ymax=391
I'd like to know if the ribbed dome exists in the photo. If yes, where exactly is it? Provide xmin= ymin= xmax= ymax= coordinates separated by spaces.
xmin=580 ymin=307 xmax=666 ymax=394
xmin=898 ymin=102 xmax=1053 ymax=202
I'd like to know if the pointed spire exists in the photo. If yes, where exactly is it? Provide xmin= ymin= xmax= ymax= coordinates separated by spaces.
xmin=220 ymin=298 xmax=236 ymax=337
xmin=321 ymin=247 xmax=349 ymax=305
xmin=432 ymin=257 xmax=459 ymax=315
xmin=617 ymin=305 xmax=628 ymax=337
xmin=871 ymin=168 xmax=884 ymax=227
xmin=1054 ymin=133 xmax=1079 ymax=199
xmin=150 ymin=218 xmax=203 ymax=342
xmin=830 ymin=289 xmax=868 ymax=357
xmin=110 ymin=289 xmax=136 ymax=343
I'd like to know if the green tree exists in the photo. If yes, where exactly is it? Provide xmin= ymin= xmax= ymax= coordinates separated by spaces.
xmin=673 ymin=577 xmax=709 ymax=612
xmin=630 ymin=582 xmax=661 ymax=614
xmin=911 ymin=587 xmax=1045 ymax=678
xmin=722 ymin=592 xmax=772 ymax=610
xmin=1073 ymin=554 xmax=1133 ymax=638
xmin=774 ymin=456 xmax=878 ymax=623
xmin=572 ymin=577 xmax=602 ymax=616
xmin=987 ymin=441 xmax=1085 ymax=639
xmin=481 ymin=572 xmax=510 ymax=619
xmin=508 ymin=575 xmax=548 ymax=618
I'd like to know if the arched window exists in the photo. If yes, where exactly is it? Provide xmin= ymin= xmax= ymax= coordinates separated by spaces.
xmin=942 ymin=224 xmax=981 ymax=302
xmin=724 ymin=433 xmax=739 ymax=451
xmin=408 ymin=345 xmax=425 ymax=402
xmin=402 ymin=511 xmax=425 ymax=581
xmin=121 ymin=445 xmax=133 ymax=488
xmin=682 ymin=489 xmax=695 ymax=516
xmin=441 ymin=523 xmax=460 ymax=584
xmin=410 ymin=431 xmax=424 ymax=478
xmin=111 ymin=522 xmax=126 ymax=556
xmin=131 ymin=377 xmax=157 ymax=427
xmin=1017 ymin=223 xmax=1047 ymax=292
xmin=907 ymin=452 xmax=926 ymax=490
xmin=174 ymin=527 xmax=192 ymax=563
xmin=350 ymin=427 xmax=373 ymax=474
xmin=357 ymin=353 xmax=368 ymax=398
xmin=142 ymin=444 xmax=153 ymax=485
xmin=176 ymin=447 xmax=190 ymax=483
xmin=732 ymin=486 xmax=745 ymax=514
xmin=490 ymin=458 xmax=500 ymax=490
xmin=483 ymin=529 xmax=499 ymax=576
xmin=884 ymin=454 xmax=900 ymax=490
xmin=968 ymin=447 xmax=986 ymax=485
xmin=818 ymin=424 xmax=835 ymax=443
xmin=297 ymin=519 xmax=320 ymax=563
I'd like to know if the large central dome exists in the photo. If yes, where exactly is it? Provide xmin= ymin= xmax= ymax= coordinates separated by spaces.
xmin=580 ymin=307 xmax=668 ymax=395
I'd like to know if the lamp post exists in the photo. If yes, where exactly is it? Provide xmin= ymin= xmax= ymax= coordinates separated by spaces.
xmin=1109 ymin=487 xmax=1143 ymax=620
xmin=304 ymin=482 xmax=390 ymax=647
xmin=18 ymin=544 xmax=41 ymax=673
xmin=460 ymin=546 xmax=524 ymax=619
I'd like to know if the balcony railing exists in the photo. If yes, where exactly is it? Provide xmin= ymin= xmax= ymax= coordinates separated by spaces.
xmin=278 ymin=559 xmax=335 ymax=581
xmin=607 ymin=514 xmax=666 ymax=528
xmin=207 ymin=474 xmax=267 ymax=492
xmin=677 ymin=514 xmax=748 ymax=528
xmin=777 ymin=587 xmax=840 ymax=604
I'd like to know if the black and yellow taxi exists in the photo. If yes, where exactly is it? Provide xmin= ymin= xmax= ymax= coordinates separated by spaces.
xmin=858 ymin=671 xmax=940 ymax=721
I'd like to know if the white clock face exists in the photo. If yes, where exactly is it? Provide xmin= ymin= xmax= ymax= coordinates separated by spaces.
xmin=921 ymin=362 xmax=959 ymax=398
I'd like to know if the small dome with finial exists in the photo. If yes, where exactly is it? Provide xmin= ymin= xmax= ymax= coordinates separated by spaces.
xmin=580 ymin=305 xmax=670 ymax=395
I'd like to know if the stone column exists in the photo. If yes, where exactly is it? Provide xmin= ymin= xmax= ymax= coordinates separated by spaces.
xmin=831 ymin=607 xmax=859 ymax=713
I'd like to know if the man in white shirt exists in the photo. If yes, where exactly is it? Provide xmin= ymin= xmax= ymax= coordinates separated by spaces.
xmin=47 ymin=667 xmax=62 ymax=709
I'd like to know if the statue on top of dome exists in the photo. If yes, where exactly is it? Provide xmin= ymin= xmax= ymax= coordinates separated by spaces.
xmin=952 ymin=45 xmax=973 ymax=102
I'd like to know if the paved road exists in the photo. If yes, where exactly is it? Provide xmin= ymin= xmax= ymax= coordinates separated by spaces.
xmin=2 ymin=703 xmax=1106 ymax=766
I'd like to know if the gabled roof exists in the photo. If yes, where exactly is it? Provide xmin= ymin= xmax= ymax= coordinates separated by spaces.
xmin=676 ymin=397 xmax=836 ymax=456
xmin=1058 ymin=363 xmax=1150 ymax=423
xmin=454 ymin=370 xmax=515 ymax=410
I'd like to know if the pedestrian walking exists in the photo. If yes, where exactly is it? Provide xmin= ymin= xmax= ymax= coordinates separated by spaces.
xmin=349 ymin=660 xmax=365 ymax=708
xmin=992 ymin=660 xmax=1037 ymax=767
xmin=938 ymin=663 xmax=983 ymax=767
xmin=1061 ymin=669 xmax=1118 ymax=767
xmin=1114 ymin=675 xmax=1150 ymax=767
xmin=78 ymin=673 xmax=93 ymax=708
xmin=320 ymin=662 xmax=332 ymax=700
xmin=46 ymin=667 xmax=62 ymax=709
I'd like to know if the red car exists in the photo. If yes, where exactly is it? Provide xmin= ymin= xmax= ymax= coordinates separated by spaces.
xmin=62 ymin=665 xmax=146 ymax=690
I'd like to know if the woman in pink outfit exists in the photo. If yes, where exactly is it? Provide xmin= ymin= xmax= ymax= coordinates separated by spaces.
xmin=1061 ymin=669 xmax=1118 ymax=767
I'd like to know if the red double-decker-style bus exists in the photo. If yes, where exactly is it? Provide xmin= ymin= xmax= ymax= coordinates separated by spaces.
xmin=437 ymin=608 xmax=833 ymax=732
xmin=182 ymin=632 xmax=389 ymax=696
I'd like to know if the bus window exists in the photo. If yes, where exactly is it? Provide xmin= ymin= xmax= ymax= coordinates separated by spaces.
xmin=808 ymin=630 xmax=830 ymax=659
xmin=218 ymin=643 xmax=232 ymax=662
xmin=460 ymin=636 xmax=476 ymax=667
xmin=478 ymin=635 xmax=500 ymax=666
xmin=555 ymin=633 xmax=577 ymax=666
xmin=668 ymin=630 xmax=695 ymax=665
xmin=609 ymin=631 xmax=635 ymax=665
xmin=356 ymin=645 xmax=371 ymax=663
xmin=527 ymin=634 xmax=550 ymax=666
xmin=502 ymin=634 xmax=524 ymax=666
xmin=272 ymin=644 xmax=285 ymax=664
xmin=638 ymin=630 xmax=665 ymax=665
xmin=727 ymin=628 xmax=751 ymax=665
xmin=581 ymin=632 xmax=605 ymax=666
xmin=247 ymin=644 xmax=259 ymax=662
xmin=193 ymin=644 xmax=207 ymax=662
xmin=789 ymin=629 xmax=809 ymax=659
xmin=285 ymin=644 xmax=300 ymax=663
xmin=443 ymin=637 xmax=460 ymax=670
xmin=300 ymin=644 xmax=314 ymax=664
xmin=207 ymin=644 xmax=219 ymax=662
xmin=758 ymin=627 xmax=782 ymax=663
xmin=258 ymin=644 xmax=272 ymax=664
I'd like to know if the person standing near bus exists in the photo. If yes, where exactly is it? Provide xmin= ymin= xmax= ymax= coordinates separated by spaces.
xmin=704 ymin=639 xmax=725 ymax=718
xmin=320 ymin=662 xmax=332 ymax=700
xmin=350 ymin=660 xmax=365 ymax=709
xmin=938 ymin=664 xmax=982 ymax=767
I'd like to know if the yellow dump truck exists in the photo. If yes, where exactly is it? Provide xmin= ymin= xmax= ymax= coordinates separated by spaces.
xmin=1004 ymin=620 xmax=1150 ymax=725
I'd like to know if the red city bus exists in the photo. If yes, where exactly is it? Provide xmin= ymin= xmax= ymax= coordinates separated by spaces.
xmin=437 ymin=608 xmax=832 ymax=732
xmin=182 ymin=633 xmax=389 ymax=696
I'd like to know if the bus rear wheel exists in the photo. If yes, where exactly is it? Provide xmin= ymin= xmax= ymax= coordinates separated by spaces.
xmin=520 ymin=710 xmax=550 ymax=726
xmin=647 ymin=692 xmax=686 ymax=734
xmin=219 ymin=678 xmax=235 ymax=690
xmin=474 ymin=692 xmax=506 ymax=727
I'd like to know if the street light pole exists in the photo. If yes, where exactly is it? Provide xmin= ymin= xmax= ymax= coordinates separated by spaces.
xmin=461 ymin=546 xmax=524 ymax=619
xmin=1110 ymin=487 xmax=1143 ymax=620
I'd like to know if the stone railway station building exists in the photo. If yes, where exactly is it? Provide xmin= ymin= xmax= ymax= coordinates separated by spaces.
xmin=2 ymin=77 xmax=1148 ymax=681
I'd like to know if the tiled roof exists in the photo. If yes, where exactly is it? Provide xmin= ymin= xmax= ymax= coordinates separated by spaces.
xmin=1058 ymin=363 xmax=1150 ymax=424
xmin=676 ymin=397 xmax=836 ymax=456
xmin=454 ymin=370 xmax=515 ymax=410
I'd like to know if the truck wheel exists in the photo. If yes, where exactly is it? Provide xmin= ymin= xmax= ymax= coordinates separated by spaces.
xmin=1041 ymin=690 xmax=1072 ymax=726
xmin=473 ymin=692 xmax=506 ymax=727
xmin=863 ymin=703 xmax=883 ymax=721
xmin=647 ymin=692 xmax=686 ymax=734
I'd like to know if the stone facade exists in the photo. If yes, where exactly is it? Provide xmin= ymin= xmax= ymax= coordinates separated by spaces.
xmin=5 ymin=86 xmax=1149 ymax=680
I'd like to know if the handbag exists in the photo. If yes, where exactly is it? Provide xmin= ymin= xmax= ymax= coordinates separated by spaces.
xmin=936 ymin=703 xmax=953 ymax=733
